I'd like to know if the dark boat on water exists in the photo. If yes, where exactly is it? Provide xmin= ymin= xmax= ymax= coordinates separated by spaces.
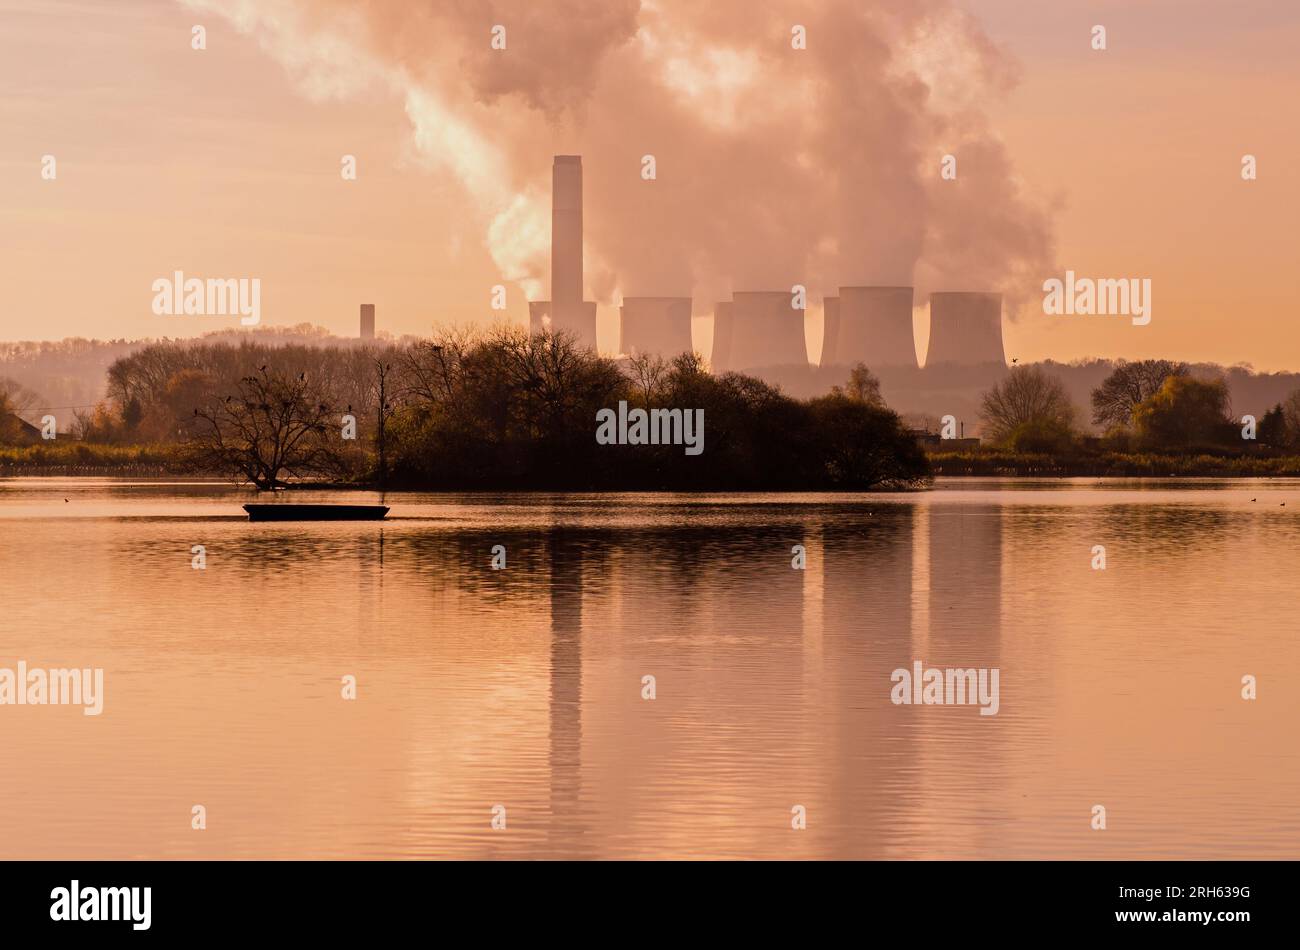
xmin=243 ymin=504 xmax=389 ymax=522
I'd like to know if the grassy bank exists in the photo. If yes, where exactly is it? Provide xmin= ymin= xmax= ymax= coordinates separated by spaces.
xmin=0 ymin=443 xmax=182 ymax=477
xmin=928 ymin=449 xmax=1300 ymax=477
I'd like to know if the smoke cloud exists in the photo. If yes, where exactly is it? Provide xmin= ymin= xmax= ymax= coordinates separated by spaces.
xmin=185 ymin=0 xmax=1054 ymax=315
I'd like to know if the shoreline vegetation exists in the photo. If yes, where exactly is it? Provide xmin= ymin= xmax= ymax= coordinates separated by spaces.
xmin=10 ymin=444 xmax=1300 ymax=482
xmin=2 ymin=329 xmax=930 ymax=490
xmin=6 ymin=337 xmax=1300 ymax=486
xmin=927 ymin=450 xmax=1300 ymax=478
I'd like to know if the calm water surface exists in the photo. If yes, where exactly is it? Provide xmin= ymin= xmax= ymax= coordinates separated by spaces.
xmin=1 ymin=477 xmax=1297 ymax=859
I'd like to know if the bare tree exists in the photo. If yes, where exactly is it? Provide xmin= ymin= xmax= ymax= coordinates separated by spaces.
xmin=1091 ymin=359 xmax=1188 ymax=429
xmin=186 ymin=367 xmax=344 ymax=489
xmin=624 ymin=351 xmax=669 ymax=406
xmin=831 ymin=363 xmax=885 ymax=407
xmin=398 ymin=327 xmax=475 ymax=410
xmin=980 ymin=366 xmax=1076 ymax=444
xmin=373 ymin=357 xmax=396 ymax=489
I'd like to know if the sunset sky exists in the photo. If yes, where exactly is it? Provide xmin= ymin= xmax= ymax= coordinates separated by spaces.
xmin=1 ymin=0 xmax=1297 ymax=368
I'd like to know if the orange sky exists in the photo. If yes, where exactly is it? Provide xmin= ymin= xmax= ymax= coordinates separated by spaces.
xmin=1 ymin=0 xmax=1297 ymax=369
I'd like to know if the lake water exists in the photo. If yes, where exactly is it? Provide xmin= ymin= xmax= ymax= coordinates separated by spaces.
xmin=1 ymin=477 xmax=1297 ymax=859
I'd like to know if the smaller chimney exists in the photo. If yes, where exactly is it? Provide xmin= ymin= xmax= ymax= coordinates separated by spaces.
xmin=360 ymin=304 xmax=375 ymax=341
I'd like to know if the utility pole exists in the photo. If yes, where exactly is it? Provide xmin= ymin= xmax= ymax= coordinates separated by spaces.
xmin=375 ymin=359 xmax=390 ymax=491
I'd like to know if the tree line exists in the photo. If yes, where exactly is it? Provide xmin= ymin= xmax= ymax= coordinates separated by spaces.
xmin=65 ymin=327 xmax=929 ymax=491
xmin=977 ymin=359 xmax=1300 ymax=454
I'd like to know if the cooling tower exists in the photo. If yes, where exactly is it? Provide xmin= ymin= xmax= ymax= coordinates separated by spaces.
xmin=528 ymin=301 xmax=551 ymax=334
xmin=821 ymin=297 xmax=840 ymax=366
xmin=925 ymin=292 xmax=1005 ymax=366
xmin=837 ymin=286 xmax=916 ymax=367
xmin=728 ymin=291 xmax=808 ymax=370
xmin=711 ymin=302 xmax=734 ymax=373
xmin=619 ymin=297 xmax=693 ymax=357
xmin=359 ymin=303 xmax=375 ymax=341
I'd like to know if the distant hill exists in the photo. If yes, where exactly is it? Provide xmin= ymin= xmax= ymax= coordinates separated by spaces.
xmin=6 ymin=327 xmax=1300 ymax=439
xmin=0 ymin=324 xmax=384 ymax=421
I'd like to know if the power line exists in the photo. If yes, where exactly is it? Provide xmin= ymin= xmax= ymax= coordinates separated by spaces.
xmin=13 ymin=404 xmax=102 ymax=411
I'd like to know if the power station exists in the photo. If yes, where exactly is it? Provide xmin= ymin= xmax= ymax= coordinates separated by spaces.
xmin=524 ymin=155 xmax=1006 ymax=371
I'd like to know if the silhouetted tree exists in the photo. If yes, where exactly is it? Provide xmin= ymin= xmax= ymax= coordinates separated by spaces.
xmin=1284 ymin=390 xmax=1300 ymax=448
xmin=185 ymin=367 xmax=345 ymax=489
xmin=806 ymin=393 xmax=928 ymax=487
xmin=385 ymin=331 xmax=929 ymax=490
xmin=1258 ymin=403 xmax=1287 ymax=446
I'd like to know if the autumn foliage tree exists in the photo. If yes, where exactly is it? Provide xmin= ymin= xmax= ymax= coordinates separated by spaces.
xmin=1131 ymin=375 xmax=1233 ymax=450
xmin=1091 ymin=359 xmax=1188 ymax=429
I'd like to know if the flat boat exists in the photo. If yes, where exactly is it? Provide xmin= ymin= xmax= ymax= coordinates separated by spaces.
xmin=243 ymin=504 xmax=389 ymax=522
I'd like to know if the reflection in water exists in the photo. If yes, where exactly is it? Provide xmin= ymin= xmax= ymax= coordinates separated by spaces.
xmin=928 ymin=504 xmax=1002 ymax=666
xmin=820 ymin=506 xmax=917 ymax=857
xmin=547 ymin=529 xmax=584 ymax=850
xmin=1 ymin=480 xmax=1298 ymax=859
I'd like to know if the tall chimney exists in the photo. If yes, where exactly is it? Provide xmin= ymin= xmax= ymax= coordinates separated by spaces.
xmin=542 ymin=156 xmax=597 ymax=348
xmin=359 ymin=303 xmax=375 ymax=341
xmin=552 ymin=156 xmax=583 ymax=307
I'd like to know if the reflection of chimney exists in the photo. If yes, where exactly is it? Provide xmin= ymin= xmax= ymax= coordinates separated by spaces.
xmin=837 ymin=286 xmax=915 ymax=367
xmin=547 ymin=530 xmax=583 ymax=845
xmin=619 ymin=297 xmax=692 ymax=357
xmin=545 ymin=156 xmax=596 ymax=348
xmin=728 ymin=291 xmax=807 ymax=370
xmin=821 ymin=297 xmax=840 ymax=366
xmin=360 ymin=303 xmax=375 ymax=341
xmin=926 ymin=292 xmax=1004 ymax=366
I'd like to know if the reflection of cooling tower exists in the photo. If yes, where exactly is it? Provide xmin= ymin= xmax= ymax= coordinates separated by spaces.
xmin=928 ymin=505 xmax=1002 ymax=665
xmin=926 ymin=292 xmax=1005 ymax=366
xmin=728 ymin=291 xmax=807 ymax=370
xmin=619 ymin=297 xmax=693 ymax=357
xmin=837 ymin=286 xmax=915 ymax=367
xmin=821 ymin=297 xmax=840 ymax=366
xmin=711 ymin=302 xmax=733 ymax=372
